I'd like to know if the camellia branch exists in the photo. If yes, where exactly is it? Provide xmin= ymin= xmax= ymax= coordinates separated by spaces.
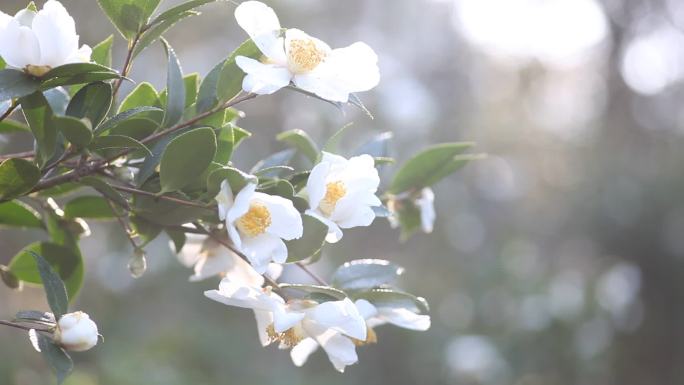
xmin=111 ymin=184 xmax=215 ymax=210
xmin=0 ymin=319 xmax=52 ymax=333
xmin=0 ymin=150 xmax=35 ymax=161
xmin=112 ymin=32 xmax=142 ymax=100
xmin=295 ymin=262 xmax=328 ymax=286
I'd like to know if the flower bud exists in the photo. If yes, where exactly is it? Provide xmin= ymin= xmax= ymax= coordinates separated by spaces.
xmin=54 ymin=311 xmax=99 ymax=352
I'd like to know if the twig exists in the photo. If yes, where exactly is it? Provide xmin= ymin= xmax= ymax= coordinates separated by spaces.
xmin=106 ymin=199 xmax=138 ymax=249
xmin=112 ymin=32 xmax=142 ymax=100
xmin=111 ymin=184 xmax=215 ymax=210
xmin=0 ymin=101 xmax=18 ymax=123
xmin=295 ymin=262 xmax=328 ymax=286
xmin=0 ymin=150 xmax=35 ymax=161
xmin=0 ymin=319 xmax=51 ymax=333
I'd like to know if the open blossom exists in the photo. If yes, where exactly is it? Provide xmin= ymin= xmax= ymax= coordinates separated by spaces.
xmin=54 ymin=311 xmax=99 ymax=352
xmin=215 ymin=181 xmax=303 ymax=273
xmin=305 ymin=152 xmax=381 ymax=243
xmin=205 ymin=274 xmax=367 ymax=372
xmin=290 ymin=299 xmax=430 ymax=368
xmin=233 ymin=1 xmax=380 ymax=103
xmin=0 ymin=0 xmax=91 ymax=76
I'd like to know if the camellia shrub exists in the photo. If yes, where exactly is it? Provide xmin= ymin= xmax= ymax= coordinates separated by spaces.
xmin=0 ymin=0 xmax=482 ymax=382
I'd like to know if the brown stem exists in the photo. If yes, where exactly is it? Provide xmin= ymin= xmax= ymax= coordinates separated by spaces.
xmin=295 ymin=262 xmax=328 ymax=286
xmin=111 ymin=184 xmax=215 ymax=210
xmin=0 ymin=150 xmax=35 ymax=161
xmin=0 ymin=319 xmax=51 ymax=333
xmin=112 ymin=33 xmax=141 ymax=100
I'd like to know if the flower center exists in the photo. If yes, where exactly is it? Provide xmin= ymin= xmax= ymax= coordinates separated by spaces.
xmin=236 ymin=202 xmax=272 ymax=237
xmin=352 ymin=326 xmax=378 ymax=347
xmin=266 ymin=323 xmax=305 ymax=348
xmin=319 ymin=181 xmax=347 ymax=217
xmin=287 ymin=38 xmax=326 ymax=74
xmin=26 ymin=65 xmax=52 ymax=77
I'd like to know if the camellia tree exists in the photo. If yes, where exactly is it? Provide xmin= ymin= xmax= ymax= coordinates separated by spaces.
xmin=0 ymin=0 xmax=482 ymax=382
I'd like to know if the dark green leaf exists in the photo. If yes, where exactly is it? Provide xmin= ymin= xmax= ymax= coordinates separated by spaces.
xmin=0 ymin=265 xmax=21 ymax=289
xmin=354 ymin=288 xmax=430 ymax=314
xmin=20 ymin=92 xmax=56 ymax=167
xmin=161 ymin=39 xmax=185 ymax=127
xmin=64 ymin=196 xmax=115 ymax=219
xmin=389 ymin=142 xmax=478 ymax=193
xmin=159 ymin=127 xmax=216 ymax=193
xmin=92 ymin=35 xmax=114 ymax=67
xmin=217 ymin=39 xmax=262 ymax=104
xmin=279 ymin=283 xmax=347 ymax=301
xmin=44 ymin=87 xmax=70 ymax=115
xmin=15 ymin=310 xmax=55 ymax=323
xmin=10 ymin=242 xmax=83 ymax=302
xmin=0 ymin=200 xmax=43 ymax=228
xmin=95 ymin=106 xmax=162 ymax=135
xmin=66 ymin=82 xmax=112 ymax=127
xmin=36 ymin=333 xmax=73 ymax=384
xmin=0 ymin=69 xmax=41 ymax=102
xmin=165 ymin=228 xmax=187 ymax=253
xmin=79 ymin=176 xmax=130 ymax=209
xmin=277 ymin=129 xmax=319 ymax=163
xmin=133 ymin=10 xmax=199 ymax=58
xmin=250 ymin=149 xmax=295 ymax=175
xmin=54 ymin=116 xmax=93 ymax=148
xmin=0 ymin=158 xmax=41 ymax=201
xmin=214 ymin=124 xmax=235 ymax=165
xmin=396 ymin=199 xmax=421 ymax=241
xmin=97 ymin=0 xmax=161 ymax=39
xmin=41 ymin=63 xmax=119 ymax=88
xmin=0 ymin=119 xmax=30 ymax=134
xmin=90 ymin=134 xmax=152 ymax=156
xmin=149 ymin=0 xmax=216 ymax=27
xmin=130 ymin=215 xmax=162 ymax=245
xmin=331 ymin=259 xmax=405 ymax=291
xmin=28 ymin=251 xmax=69 ymax=317
xmin=206 ymin=166 xmax=257 ymax=199
xmin=285 ymin=215 xmax=329 ymax=263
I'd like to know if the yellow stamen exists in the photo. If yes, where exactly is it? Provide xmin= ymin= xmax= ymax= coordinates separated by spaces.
xmin=353 ymin=327 xmax=378 ymax=347
xmin=236 ymin=202 xmax=272 ymax=237
xmin=266 ymin=323 xmax=305 ymax=348
xmin=26 ymin=65 xmax=51 ymax=77
xmin=287 ymin=38 xmax=326 ymax=74
xmin=319 ymin=181 xmax=347 ymax=217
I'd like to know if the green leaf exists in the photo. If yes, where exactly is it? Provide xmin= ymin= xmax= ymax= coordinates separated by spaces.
xmin=206 ymin=166 xmax=257 ymax=199
xmin=277 ymin=129 xmax=319 ymax=163
xmin=353 ymin=288 xmax=429 ymax=314
xmin=251 ymin=149 xmax=295 ymax=175
xmin=28 ymin=251 xmax=69 ymax=317
xmin=395 ymin=196 xmax=421 ymax=241
xmin=214 ymin=124 xmax=235 ymax=164
xmin=92 ymin=35 xmax=114 ymax=67
xmin=79 ymin=176 xmax=130 ymax=209
xmin=0 ymin=56 xmax=5 ymax=69
xmin=217 ymin=39 xmax=262 ymax=103
xmin=66 ymin=82 xmax=113 ymax=128
xmin=36 ymin=333 xmax=73 ymax=384
xmin=161 ymin=39 xmax=185 ymax=127
xmin=0 ymin=265 xmax=21 ymax=289
xmin=149 ymin=0 xmax=216 ymax=27
xmin=0 ymin=158 xmax=41 ymax=201
xmin=20 ymin=92 xmax=56 ymax=167
xmin=159 ymin=127 xmax=216 ymax=193
xmin=285 ymin=215 xmax=329 ymax=263
xmin=63 ymin=196 xmax=115 ymax=219
xmin=166 ymin=228 xmax=187 ymax=253
xmin=133 ymin=11 xmax=199 ymax=58
xmin=0 ymin=119 xmax=30 ymax=134
xmin=90 ymin=135 xmax=152 ymax=156
xmin=97 ymin=0 xmax=161 ymax=39
xmin=10 ymin=242 xmax=83 ymax=303
xmin=130 ymin=215 xmax=162 ymax=245
xmin=279 ymin=283 xmax=347 ymax=302
xmin=0 ymin=200 xmax=43 ymax=228
xmin=389 ymin=142 xmax=477 ymax=193
xmin=133 ymin=181 xmax=211 ymax=226
xmin=160 ymin=73 xmax=199 ymax=109
xmin=331 ymin=259 xmax=405 ymax=291
xmin=0 ymin=69 xmax=41 ymax=101
xmin=354 ymin=131 xmax=393 ymax=158
xmin=95 ymin=106 xmax=162 ymax=135
xmin=41 ymin=63 xmax=120 ymax=89
xmin=322 ymin=122 xmax=354 ymax=154
xmin=54 ymin=116 xmax=93 ymax=148
xmin=26 ymin=1 xmax=38 ymax=12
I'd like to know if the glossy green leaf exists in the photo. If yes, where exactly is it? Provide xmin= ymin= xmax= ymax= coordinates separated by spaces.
xmin=0 ymin=158 xmax=41 ymax=201
xmin=79 ymin=176 xmax=130 ymax=209
xmin=95 ymin=106 xmax=163 ymax=135
xmin=133 ymin=10 xmax=199 ymax=58
xmin=20 ymin=92 xmax=56 ymax=167
xmin=159 ymin=127 xmax=216 ymax=193
xmin=331 ymin=259 xmax=405 ymax=291
xmin=214 ymin=124 xmax=235 ymax=165
xmin=97 ymin=0 xmax=161 ymax=39
xmin=149 ymin=0 xmax=216 ymax=27
xmin=285 ymin=215 xmax=329 ymax=263
xmin=0 ymin=119 xmax=30 ymax=134
xmin=251 ymin=149 xmax=295 ymax=175
xmin=353 ymin=288 xmax=430 ymax=314
xmin=90 ymin=135 xmax=152 ymax=156
xmin=64 ymin=196 xmax=115 ymax=219
xmin=66 ymin=82 xmax=112 ymax=127
xmin=40 ymin=63 xmax=120 ymax=89
xmin=160 ymin=73 xmax=199 ymax=109
xmin=10 ymin=242 xmax=84 ymax=302
xmin=35 ymin=333 xmax=73 ymax=385
xmin=92 ymin=35 xmax=114 ymax=67
xmin=206 ymin=166 xmax=257 ymax=199
xmin=279 ymin=283 xmax=347 ymax=302
xmin=166 ymin=228 xmax=187 ymax=253
xmin=130 ymin=215 xmax=163 ymax=245
xmin=161 ymin=39 xmax=185 ymax=127
xmin=0 ymin=200 xmax=43 ymax=228
xmin=0 ymin=69 xmax=41 ymax=101
xmin=277 ymin=129 xmax=319 ymax=163
xmin=29 ymin=251 xmax=69 ymax=317
xmin=389 ymin=142 xmax=477 ymax=193
xmin=54 ymin=116 xmax=93 ymax=148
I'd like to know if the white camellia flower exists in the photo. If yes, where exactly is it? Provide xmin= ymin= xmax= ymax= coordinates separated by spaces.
xmin=305 ymin=152 xmax=381 ymax=243
xmin=0 ymin=0 xmax=91 ymax=77
xmin=416 ymin=188 xmax=436 ymax=234
xmin=215 ymin=181 xmax=303 ymax=273
xmin=233 ymin=1 xmax=380 ymax=102
xmin=54 ymin=311 xmax=99 ymax=352
xmin=205 ymin=275 xmax=367 ymax=372
xmin=290 ymin=299 xmax=430 ymax=368
xmin=178 ymin=234 xmax=283 ymax=282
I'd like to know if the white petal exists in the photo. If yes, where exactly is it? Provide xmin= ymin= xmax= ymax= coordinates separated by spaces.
xmin=241 ymin=233 xmax=288 ymax=272
xmin=305 ymin=210 xmax=343 ymax=243
xmin=377 ymin=308 xmax=431 ymax=331
xmin=226 ymin=183 xmax=256 ymax=224
xmin=226 ymin=223 xmax=243 ymax=250
xmin=32 ymin=1 xmax=79 ymax=67
xmin=189 ymin=249 xmax=235 ymax=282
xmin=65 ymin=44 xmax=91 ymax=64
xmin=0 ymin=11 xmax=13 ymax=29
xmin=315 ymin=329 xmax=358 ymax=373
xmin=320 ymin=151 xmax=349 ymax=165
xmin=290 ymin=338 xmax=320 ymax=367
xmin=416 ymin=188 xmax=436 ymax=233
xmin=254 ymin=309 xmax=274 ymax=346
xmin=331 ymin=201 xmax=376 ymax=229
xmin=215 ymin=180 xmax=234 ymax=221
xmin=354 ymin=299 xmax=378 ymax=320
xmin=235 ymin=1 xmax=281 ymax=39
xmin=326 ymin=42 xmax=380 ymax=92
xmin=236 ymin=56 xmax=291 ymax=94
xmin=13 ymin=9 xmax=35 ymax=27
xmin=176 ymin=234 xmax=205 ymax=268
xmin=292 ymin=70 xmax=351 ymax=103
xmin=0 ymin=21 xmax=40 ymax=68
xmin=306 ymin=298 xmax=367 ymax=340
xmin=306 ymin=160 xmax=331 ymax=210
xmin=253 ymin=192 xmax=303 ymax=240
xmin=272 ymin=306 xmax=306 ymax=333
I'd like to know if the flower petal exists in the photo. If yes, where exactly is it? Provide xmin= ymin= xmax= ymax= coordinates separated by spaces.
xmin=254 ymin=309 xmax=274 ymax=346
xmin=292 ymin=69 xmax=351 ymax=103
xmin=189 ymin=248 xmax=236 ymax=282
xmin=235 ymin=1 xmax=281 ymax=39
xmin=227 ymin=182 xmax=256 ymax=224
xmin=306 ymin=160 xmax=331 ymax=210
xmin=0 ymin=21 xmax=40 ymax=69
xmin=326 ymin=42 xmax=380 ymax=92
xmin=32 ymin=0 xmax=79 ymax=67
xmin=377 ymin=307 xmax=431 ymax=331
xmin=241 ymin=233 xmax=288 ymax=272
xmin=306 ymin=298 xmax=367 ymax=340
xmin=253 ymin=192 xmax=303 ymax=240
xmin=236 ymin=56 xmax=292 ymax=95
xmin=354 ymin=299 xmax=378 ymax=320
xmin=331 ymin=198 xmax=376 ymax=229
xmin=290 ymin=338 xmax=320 ymax=367
xmin=215 ymin=180 xmax=234 ymax=221
xmin=315 ymin=329 xmax=358 ymax=372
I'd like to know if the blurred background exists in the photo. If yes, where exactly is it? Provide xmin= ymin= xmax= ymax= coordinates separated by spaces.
xmin=2 ymin=0 xmax=684 ymax=384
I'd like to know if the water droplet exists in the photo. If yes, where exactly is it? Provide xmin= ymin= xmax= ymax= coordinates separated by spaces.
xmin=128 ymin=250 xmax=147 ymax=279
